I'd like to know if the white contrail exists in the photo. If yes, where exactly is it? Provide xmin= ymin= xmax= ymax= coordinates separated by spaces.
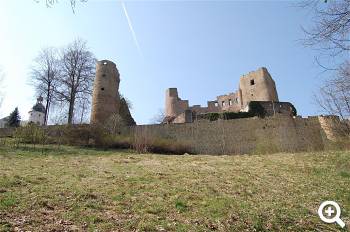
xmin=121 ymin=1 xmax=143 ymax=57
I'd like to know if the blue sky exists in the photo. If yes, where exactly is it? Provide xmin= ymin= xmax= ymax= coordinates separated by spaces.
xmin=0 ymin=0 xmax=332 ymax=124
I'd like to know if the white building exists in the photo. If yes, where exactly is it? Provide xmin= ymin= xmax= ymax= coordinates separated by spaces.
xmin=0 ymin=117 xmax=8 ymax=128
xmin=28 ymin=96 xmax=46 ymax=126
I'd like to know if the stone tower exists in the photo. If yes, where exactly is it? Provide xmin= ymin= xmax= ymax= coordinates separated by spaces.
xmin=90 ymin=60 xmax=121 ymax=125
xmin=165 ymin=88 xmax=189 ymax=118
xmin=238 ymin=67 xmax=279 ymax=109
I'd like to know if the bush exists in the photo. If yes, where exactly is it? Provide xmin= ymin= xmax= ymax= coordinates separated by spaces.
xmin=290 ymin=104 xmax=297 ymax=116
xmin=325 ymin=138 xmax=350 ymax=151
xmin=61 ymin=125 xmax=132 ymax=149
xmin=206 ymin=113 xmax=220 ymax=121
xmin=150 ymin=138 xmax=193 ymax=155
xmin=60 ymin=125 xmax=97 ymax=146
xmin=197 ymin=111 xmax=253 ymax=121
xmin=14 ymin=123 xmax=46 ymax=146
xmin=197 ymin=101 xmax=268 ymax=122
xmin=248 ymin=101 xmax=267 ymax=118
xmin=221 ymin=111 xmax=253 ymax=120
xmin=132 ymin=127 xmax=193 ymax=154
xmin=109 ymin=135 xmax=132 ymax=149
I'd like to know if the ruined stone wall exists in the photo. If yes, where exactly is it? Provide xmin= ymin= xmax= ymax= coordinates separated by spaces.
xmin=257 ymin=101 xmax=295 ymax=117
xmin=165 ymin=88 xmax=189 ymax=117
xmin=119 ymin=98 xmax=136 ymax=126
xmin=217 ymin=92 xmax=241 ymax=112
xmin=189 ymin=104 xmax=218 ymax=115
xmin=132 ymin=116 xmax=330 ymax=155
xmin=317 ymin=115 xmax=349 ymax=141
xmin=239 ymin=67 xmax=279 ymax=109
xmin=90 ymin=60 xmax=120 ymax=125
xmin=165 ymin=67 xmax=281 ymax=120
xmin=173 ymin=110 xmax=193 ymax=124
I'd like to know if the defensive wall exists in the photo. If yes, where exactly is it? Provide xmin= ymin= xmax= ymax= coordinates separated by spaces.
xmin=131 ymin=115 xmax=343 ymax=155
xmin=0 ymin=116 xmax=346 ymax=155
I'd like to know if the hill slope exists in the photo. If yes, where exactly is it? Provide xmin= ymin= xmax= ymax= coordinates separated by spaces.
xmin=0 ymin=146 xmax=349 ymax=231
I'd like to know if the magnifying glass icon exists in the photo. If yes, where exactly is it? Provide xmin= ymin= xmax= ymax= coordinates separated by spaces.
xmin=318 ymin=201 xmax=345 ymax=228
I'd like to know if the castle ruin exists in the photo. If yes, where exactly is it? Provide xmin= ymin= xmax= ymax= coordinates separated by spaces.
xmin=164 ymin=67 xmax=295 ymax=123
xmin=90 ymin=60 xmax=135 ymax=126
xmin=0 ymin=61 xmax=347 ymax=155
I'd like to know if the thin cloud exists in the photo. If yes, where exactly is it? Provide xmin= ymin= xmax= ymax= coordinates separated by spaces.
xmin=121 ymin=1 xmax=143 ymax=58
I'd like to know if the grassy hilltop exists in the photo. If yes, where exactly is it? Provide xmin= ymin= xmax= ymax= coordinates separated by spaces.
xmin=0 ymin=145 xmax=349 ymax=231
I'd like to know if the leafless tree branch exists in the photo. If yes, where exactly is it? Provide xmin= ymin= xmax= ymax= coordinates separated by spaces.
xmin=30 ymin=47 xmax=60 ymax=125
xmin=33 ymin=0 xmax=88 ymax=13
xmin=300 ymin=0 xmax=350 ymax=60
xmin=54 ymin=38 xmax=96 ymax=124
xmin=314 ymin=61 xmax=350 ymax=134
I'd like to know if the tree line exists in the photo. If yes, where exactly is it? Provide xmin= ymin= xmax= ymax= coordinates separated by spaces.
xmin=30 ymin=38 xmax=96 ymax=125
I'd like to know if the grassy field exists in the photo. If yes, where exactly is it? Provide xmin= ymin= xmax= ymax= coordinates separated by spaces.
xmin=0 ymin=145 xmax=349 ymax=231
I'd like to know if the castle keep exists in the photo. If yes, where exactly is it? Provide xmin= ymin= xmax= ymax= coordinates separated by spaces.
xmin=91 ymin=60 xmax=121 ymax=124
xmin=90 ymin=60 xmax=135 ymax=126
xmin=165 ymin=67 xmax=295 ymax=123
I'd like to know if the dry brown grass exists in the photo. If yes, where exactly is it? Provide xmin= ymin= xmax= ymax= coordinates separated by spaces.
xmin=0 ymin=145 xmax=349 ymax=231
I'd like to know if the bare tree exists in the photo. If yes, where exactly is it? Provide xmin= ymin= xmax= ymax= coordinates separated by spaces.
xmin=34 ymin=0 xmax=87 ymax=13
xmin=301 ymin=0 xmax=350 ymax=133
xmin=105 ymin=113 xmax=126 ymax=135
xmin=74 ymin=96 xmax=91 ymax=124
xmin=150 ymin=109 xmax=165 ymax=124
xmin=55 ymin=39 xmax=96 ymax=124
xmin=315 ymin=62 xmax=350 ymax=119
xmin=315 ymin=62 xmax=350 ymax=138
xmin=30 ymin=47 xmax=60 ymax=125
xmin=301 ymin=0 xmax=350 ymax=59
xmin=119 ymin=93 xmax=133 ymax=110
xmin=49 ymin=103 xmax=68 ymax=125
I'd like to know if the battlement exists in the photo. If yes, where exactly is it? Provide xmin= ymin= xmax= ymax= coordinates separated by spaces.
xmin=242 ymin=67 xmax=268 ymax=77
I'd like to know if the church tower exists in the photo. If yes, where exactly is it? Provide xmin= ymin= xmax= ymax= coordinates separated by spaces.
xmin=28 ymin=96 xmax=46 ymax=126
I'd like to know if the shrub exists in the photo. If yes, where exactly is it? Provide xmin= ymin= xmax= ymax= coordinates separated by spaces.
xmin=109 ymin=135 xmax=132 ymax=149
xmin=14 ymin=123 xmax=46 ymax=146
xmin=132 ymin=127 xmax=154 ymax=153
xmin=290 ymin=104 xmax=297 ymax=116
xmin=59 ymin=124 xmax=133 ymax=149
xmin=197 ymin=101 xmax=269 ymax=122
xmin=61 ymin=125 xmax=96 ymax=146
xmin=132 ymin=127 xmax=193 ymax=154
xmin=221 ymin=111 xmax=253 ymax=120
xmin=150 ymin=138 xmax=193 ymax=155
xmin=253 ymin=141 xmax=279 ymax=155
xmin=206 ymin=113 xmax=220 ymax=121
xmin=248 ymin=101 xmax=267 ymax=118
xmin=325 ymin=138 xmax=350 ymax=151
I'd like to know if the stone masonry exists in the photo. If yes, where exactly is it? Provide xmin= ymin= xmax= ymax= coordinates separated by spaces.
xmin=132 ymin=115 xmax=345 ymax=155
xmin=164 ymin=67 xmax=292 ymax=123
xmin=90 ymin=60 xmax=135 ymax=126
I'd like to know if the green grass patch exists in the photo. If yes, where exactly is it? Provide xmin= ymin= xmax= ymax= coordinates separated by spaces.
xmin=339 ymin=170 xmax=350 ymax=178
xmin=175 ymin=199 xmax=188 ymax=212
xmin=0 ymin=193 xmax=17 ymax=209
xmin=0 ymin=144 xmax=349 ymax=231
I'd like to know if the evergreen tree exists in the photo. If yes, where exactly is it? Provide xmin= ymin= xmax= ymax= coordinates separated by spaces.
xmin=8 ymin=107 xmax=21 ymax=127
